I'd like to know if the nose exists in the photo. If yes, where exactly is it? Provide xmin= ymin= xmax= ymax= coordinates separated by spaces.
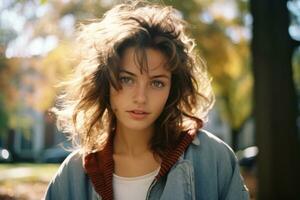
xmin=133 ymin=82 xmax=147 ymax=105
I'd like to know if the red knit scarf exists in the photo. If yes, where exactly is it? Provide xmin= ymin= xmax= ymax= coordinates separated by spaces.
xmin=83 ymin=130 xmax=198 ymax=200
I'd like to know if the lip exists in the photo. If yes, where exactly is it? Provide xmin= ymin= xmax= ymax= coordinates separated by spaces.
xmin=127 ymin=110 xmax=150 ymax=120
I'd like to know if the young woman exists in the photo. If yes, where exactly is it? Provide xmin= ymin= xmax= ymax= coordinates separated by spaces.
xmin=44 ymin=1 xmax=249 ymax=200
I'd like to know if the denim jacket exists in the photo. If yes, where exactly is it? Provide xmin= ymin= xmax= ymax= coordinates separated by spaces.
xmin=44 ymin=130 xmax=249 ymax=200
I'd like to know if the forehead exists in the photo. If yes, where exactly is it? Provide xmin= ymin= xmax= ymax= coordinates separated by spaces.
xmin=120 ymin=47 xmax=170 ymax=74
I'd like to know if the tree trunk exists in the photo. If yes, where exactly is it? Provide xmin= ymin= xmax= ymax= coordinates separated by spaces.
xmin=250 ymin=0 xmax=300 ymax=199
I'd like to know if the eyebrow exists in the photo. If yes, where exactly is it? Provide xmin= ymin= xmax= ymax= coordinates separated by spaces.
xmin=120 ymin=69 xmax=170 ymax=79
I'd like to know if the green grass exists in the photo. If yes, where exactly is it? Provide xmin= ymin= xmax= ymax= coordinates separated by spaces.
xmin=0 ymin=163 xmax=59 ymax=170
xmin=0 ymin=163 xmax=59 ymax=183
xmin=0 ymin=163 xmax=60 ymax=200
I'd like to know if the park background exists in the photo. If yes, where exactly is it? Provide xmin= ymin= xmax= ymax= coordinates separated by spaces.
xmin=0 ymin=0 xmax=300 ymax=199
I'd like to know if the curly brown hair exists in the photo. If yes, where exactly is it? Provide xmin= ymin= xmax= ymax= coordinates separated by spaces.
xmin=52 ymin=1 xmax=214 ymax=156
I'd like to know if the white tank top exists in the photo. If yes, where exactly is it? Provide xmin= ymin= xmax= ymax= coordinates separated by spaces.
xmin=113 ymin=167 xmax=160 ymax=200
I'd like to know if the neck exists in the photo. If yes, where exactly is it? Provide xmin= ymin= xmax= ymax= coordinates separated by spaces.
xmin=113 ymin=125 xmax=154 ymax=157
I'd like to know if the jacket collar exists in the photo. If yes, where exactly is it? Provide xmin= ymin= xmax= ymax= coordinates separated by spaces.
xmin=83 ymin=128 xmax=201 ymax=200
xmin=192 ymin=134 xmax=200 ymax=146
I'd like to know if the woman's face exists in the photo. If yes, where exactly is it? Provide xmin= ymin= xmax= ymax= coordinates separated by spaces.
xmin=110 ymin=47 xmax=171 ymax=133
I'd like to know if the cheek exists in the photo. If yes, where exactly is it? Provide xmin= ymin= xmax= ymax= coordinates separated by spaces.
xmin=109 ymin=87 xmax=120 ymax=111
xmin=109 ymin=87 xmax=129 ymax=114
xmin=155 ymin=89 xmax=171 ymax=111
xmin=164 ymin=85 xmax=171 ymax=101
xmin=162 ymin=90 xmax=170 ymax=102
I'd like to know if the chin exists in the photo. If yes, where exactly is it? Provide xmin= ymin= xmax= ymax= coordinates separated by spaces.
xmin=116 ymin=117 xmax=156 ymax=132
xmin=121 ymin=122 xmax=153 ymax=132
xmin=128 ymin=125 xmax=152 ymax=132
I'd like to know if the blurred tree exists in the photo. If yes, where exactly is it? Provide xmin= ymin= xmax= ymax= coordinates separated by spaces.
xmin=293 ymin=48 xmax=300 ymax=94
xmin=250 ymin=0 xmax=300 ymax=199
xmin=0 ymin=94 xmax=9 ymax=138
xmin=289 ymin=0 xmax=300 ymax=95
xmin=164 ymin=0 xmax=252 ymax=150
xmin=0 ymin=0 xmax=254 ymax=151
xmin=0 ymin=57 xmax=19 ymax=136
xmin=0 ymin=0 xmax=94 ymax=136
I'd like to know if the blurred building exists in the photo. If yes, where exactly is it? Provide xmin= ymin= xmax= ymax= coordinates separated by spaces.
xmin=203 ymin=106 xmax=232 ymax=146
xmin=204 ymin=105 xmax=256 ymax=151
xmin=0 ymin=57 xmax=68 ymax=162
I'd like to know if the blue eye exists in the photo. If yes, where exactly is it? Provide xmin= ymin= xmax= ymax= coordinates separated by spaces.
xmin=119 ymin=76 xmax=134 ymax=85
xmin=152 ymin=80 xmax=165 ymax=88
